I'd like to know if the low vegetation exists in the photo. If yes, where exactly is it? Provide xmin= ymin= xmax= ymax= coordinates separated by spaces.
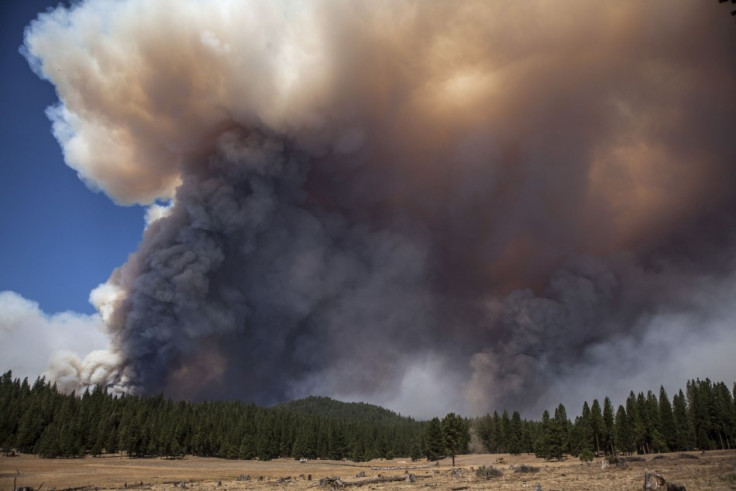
xmin=475 ymin=464 xmax=503 ymax=479
xmin=578 ymin=449 xmax=594 ymax=462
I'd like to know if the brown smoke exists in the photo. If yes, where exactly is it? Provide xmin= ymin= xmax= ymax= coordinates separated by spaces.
xmin=23 ymin=0 xmax=736 ymax=416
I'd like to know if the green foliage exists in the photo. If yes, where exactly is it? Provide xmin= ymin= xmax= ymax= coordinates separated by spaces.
xmin=508 ymin=411 xmax=523 ymax=455
xmin=0 ymin=371 xmax=426 ymax=461
xmin=275 ymin=396 xmax=406 ymax=424
xmin=409 ymin=439 xmax=422 ymax=461
xmin=441 ymin=412 xmax=469 ymax=466
xmin=589 ymin=399 xmax=603 ymax=454
xmin=424 ymin=417 xmax=444 ymax=461
xmin=658 ymin=387 xmax=676 ymax=452
xmin=578 ymin=448 xmax=594 ymax=462
xmin=475 ymin=411 xmax=507 ymax=453
xmin=614 ymin=405 xmax=633 ymax=454
xmin=602 ymin=397 xmax=614 ymax=455
xmin=477 ymin=377 xmax=736 ymax=461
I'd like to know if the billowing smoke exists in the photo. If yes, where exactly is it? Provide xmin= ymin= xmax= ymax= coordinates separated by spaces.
xmin=0 ymin=291 xmax=125 ymax=393
xmin=19 ymin=0 xmax=736 ymax=417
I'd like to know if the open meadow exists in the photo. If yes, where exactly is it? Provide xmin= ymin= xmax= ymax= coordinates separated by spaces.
xmin=3 ymin=450 xmax=736 ymax=491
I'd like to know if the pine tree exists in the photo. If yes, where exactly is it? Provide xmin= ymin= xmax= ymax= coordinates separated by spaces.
xmin=568 ymin=417 xmax=583 ymax=456
xmin=732 ymin=382 xmax=736 ymax=448
xmin=500 ymin=410 xmax=511 ymax=453
xmin=424 ymin=417 xmax=444 ymax=461
xmin=549 ymin=405 xmax=569 ymax=459
xmin=658 ymin=387 xmax=676 ymax=451
xmin=491 ymin=411 xmax=502 ymax=453
xmin=645 ymin=390 xmax=665 ymax=453
xmin=535 ymin=407 xmax=567 ymax=460
xmin=579 ymin=401 xmax=592 ymax=452
xmin=36 ymin=421 xmax=61 ymax=458
xmin=534 ymin=410 xmax=551 ymax=459
xmin=521 ymin=420 xmax=535 ymax=453
xmin=441 ymin=413 xmax=466 ymax=466
xmin=688 ymin=379 xmax=715 ymax=450
xmin=409 ymin=438 xmax=422 ymax=461
xmin=350 ymin=438 xmax=366 ymax=462
xmin=602 ymin=397 xmax=614 ymax=455
xmin=508 ymin=411 xmax=523 ymax=455
xmin=631 ymin=392 xmax=647 ymax=453
xmin=713 ymin=382 xmax=734 ymax=449
xmin=475 ymin=414 xmax=495 ymax=453
xmin=590 ymin=399 xmax=603 ymax=454
xmin=672 ymin=389 xmax=693 ymax=451
xmin=328 ymin=423 xmax=348 ymax=460
xmin=614 ymin=405 xmax=633 ymax=454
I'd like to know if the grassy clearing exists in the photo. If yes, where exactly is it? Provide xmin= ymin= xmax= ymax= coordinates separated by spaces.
xmin=2 ymin=450 xmax=735 ymax=490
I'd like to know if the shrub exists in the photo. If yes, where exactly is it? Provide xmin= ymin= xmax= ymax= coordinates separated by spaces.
xmin=678 ymin=453 xmax=699 ymax=459
xmin=476 ymin=465 xmax=503 ymax=479
xmin=514 ymin=465 xmax=540 ymax=473
xmin=652 ymin=455 xmax=668 ymax=460
xmin=579 ymin=449 xmax=595 ymax=462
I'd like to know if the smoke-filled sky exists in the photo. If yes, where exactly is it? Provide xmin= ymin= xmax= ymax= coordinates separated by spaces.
xmin=1 ymin=0 xmax=735 ymax=420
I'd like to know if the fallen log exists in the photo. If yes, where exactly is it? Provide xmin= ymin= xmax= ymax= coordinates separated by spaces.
xmin=320 ymin=475 xmax=414 ymax=487
xmin=370 ymin=464 xmax=433 ymax=471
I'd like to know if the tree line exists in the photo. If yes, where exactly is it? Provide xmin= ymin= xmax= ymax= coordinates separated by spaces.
xmin=1 ymin=371 xmax=733 ymax=462
xmin=0 ymin=372 xmax=426 ymax=461
xmin=475 ymin=379 xmax=736 ymax=459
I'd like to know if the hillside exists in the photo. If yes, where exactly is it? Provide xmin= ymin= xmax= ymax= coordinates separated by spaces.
xmin=275 ymin=396 xmax=419 ymax=424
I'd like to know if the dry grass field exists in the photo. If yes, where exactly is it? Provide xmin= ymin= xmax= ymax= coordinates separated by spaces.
xmin=2 ymin=450 xmax=736 ymax=491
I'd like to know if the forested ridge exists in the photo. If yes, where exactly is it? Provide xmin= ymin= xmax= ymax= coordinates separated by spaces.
xmin=0 ymin=371 xmax=733 ymax=462
xmin=0 ymin=371 xmax=425 ymax=461
xmin=275 ymin=396 xmax=409 ymax=424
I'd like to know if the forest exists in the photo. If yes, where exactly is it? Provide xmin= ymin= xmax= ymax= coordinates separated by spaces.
xmin=0 ymin=371 xmax=734 ymax=462
xmin=475 ymin=379 xmax=736 ymax=460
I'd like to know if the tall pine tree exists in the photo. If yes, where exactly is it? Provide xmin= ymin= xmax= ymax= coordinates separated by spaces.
xmin=424 ymin=417 xmax=444 ymax=461
xmin=589 ymin=399 xmax=603 ymax=455
xmin=441 ymin=413 xmax=466 ymax=466
xmin=602 ymin=397 xmax=614 ymax=455
xmin=658 ymin=387 xmax=676 ymax=452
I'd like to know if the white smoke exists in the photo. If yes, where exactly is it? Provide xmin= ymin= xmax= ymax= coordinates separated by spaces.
xmin=0 ymin=291 xmax=123 ymax=392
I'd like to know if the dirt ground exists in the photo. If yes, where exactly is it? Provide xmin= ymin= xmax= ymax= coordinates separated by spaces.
xmin=2 ymin=450 xmax=736 ymax=491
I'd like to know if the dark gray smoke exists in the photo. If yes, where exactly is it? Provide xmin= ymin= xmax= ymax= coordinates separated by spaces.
xmin=22 ymin=0 xmax=736 ymax=417
xmin=105 ymin=129 xmax=436 ymax=403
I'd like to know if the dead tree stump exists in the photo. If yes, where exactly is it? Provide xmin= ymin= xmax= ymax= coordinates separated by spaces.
xmin=643 ymin=471 xmax=686 ymax=491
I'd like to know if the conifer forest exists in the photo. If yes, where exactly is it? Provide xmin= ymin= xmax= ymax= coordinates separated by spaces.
xmin=1 ymin=371 xmax=734 ymax=462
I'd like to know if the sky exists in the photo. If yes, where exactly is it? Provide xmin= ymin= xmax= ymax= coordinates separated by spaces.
xmin=1 ymin=0 xmax=735 ymax=420
xmin=0 ymin=0 xmax=145 ymax=316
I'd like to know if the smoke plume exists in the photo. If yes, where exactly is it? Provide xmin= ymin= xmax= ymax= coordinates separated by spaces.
xmin=20 ymin=0 xmax=736 ymax=417
xmin=0 ymin=291 xmax=124 ymax=393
